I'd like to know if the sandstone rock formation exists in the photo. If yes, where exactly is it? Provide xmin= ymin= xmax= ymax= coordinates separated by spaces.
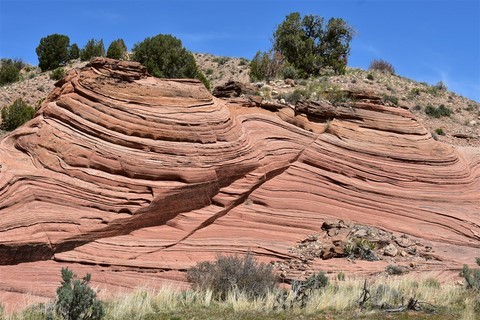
xmin=0 ymin=58 xmax=479 ymax=311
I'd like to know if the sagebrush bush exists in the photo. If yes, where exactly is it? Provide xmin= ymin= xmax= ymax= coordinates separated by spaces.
xmin=382 ymin=94 xmax=399 ymax=106
xmin=369 ymin=59 xmax=395 ymax=74
xmin=434 ymin=80 xmax=448 ymax=92
xmin=50 ymin=67 xmax=65 ymax=80
xmin=425 ymin=104 xmax=452 ymax=118
xmin=344 ymin=238 xmax=377 ymax=261
xmin=460 ymin=259 xmax=480 ymax=291
xmin=56 ymin=268 xmax=104 ymax=320
xmin=1 ymin=98 xmax=36 ymax=130
xmin=187 ymin=253 xmax=277 ymax=300
xmin=281 ymin=64 xmax=301 ymax=80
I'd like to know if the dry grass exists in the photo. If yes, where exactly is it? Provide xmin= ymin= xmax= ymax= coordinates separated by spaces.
xmin=4 ymin=274 xmax=477 ymax=320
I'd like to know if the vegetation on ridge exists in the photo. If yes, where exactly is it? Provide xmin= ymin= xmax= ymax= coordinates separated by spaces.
xmin=131 ymin=34 xmax=210 ymax=90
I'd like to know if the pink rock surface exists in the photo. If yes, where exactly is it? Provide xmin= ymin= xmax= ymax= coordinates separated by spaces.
xmin=0 ymin=58 xmax=479 ymax=312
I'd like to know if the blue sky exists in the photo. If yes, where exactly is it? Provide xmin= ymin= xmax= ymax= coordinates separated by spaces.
xmin=0 ymin=0 xmax=479 ymax=101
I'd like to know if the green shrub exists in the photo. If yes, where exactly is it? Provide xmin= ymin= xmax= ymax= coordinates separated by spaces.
xmin=50 ymin=67 xmax=65 ymax=80
xmin=344 ymin=238 xmax=377 ymax=261
xmin=106 ymin=38 xmax=127 ymax=59
xmin=239 ymin=58 xmax=248 ymax=66
xmin=213 ymin=57 xmax=229 ymax=65
xmin=386 ymin=265 xmax=408 ymax=275
xmin=369 ymin=59 xmax=395 ymax=74
xmin=0 ymin=58 xmax=23 ymax=85
xmin=36 ymin=34 xmax=70 ymax=71
xmin=273 ymin=12 xmax=354 ymax=75
xmin=425 ymin=104 xmax=452 ymax=118
xmin=1 ymin=98 xmax=36 ymax=130
xmin=435 ymin=128 xmax=445 ymax=136
xmin=80 ymin=39 xmax=105 ymax=61
xmin=56 ymin=268 xmax=104 ymax=320
xmin=281 ymin=64 xmax=301 ymax=80
xmin=434 ymin=80 xmax=448 ymax=92
xmin=426 ymin=81 xmax=448 ymax=96
xmin=187 ymin=253 xmax=277 ymax=300
xmin=132 ymin=34 xmax=209 ymax=90
xmin=460 ymin=259 xmax=480 ymax=291
xmin=249 ymin=50 xmax=284 ymax=81
xmin=366 ymin=73 xmax=374 ymax=81
xmin=410 ymin=87 xmax=421 ymax=97
xmin=283 ymin=89 xmax=305 ymax=104
xmin=303 ymin=272 xmax=329 ymax=290
xmin=68 ymin=43 xmax=80 ymax=60
xmin=285 ymin=271 xmax=330 ymax=309
xmin=382 ymin=94 xmax=399 ymax=106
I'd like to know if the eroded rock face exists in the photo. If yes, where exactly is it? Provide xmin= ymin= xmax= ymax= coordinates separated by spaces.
xmin=0 ymin=58 xmax=479 ymax=311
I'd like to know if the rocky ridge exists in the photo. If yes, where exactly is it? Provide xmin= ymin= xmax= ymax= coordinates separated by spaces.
xmin=0 ymin=58 xmax=479 ymax=311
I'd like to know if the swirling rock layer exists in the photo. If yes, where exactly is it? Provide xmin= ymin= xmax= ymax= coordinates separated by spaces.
xmin=0 ymin=58 xmax=479 ymax=311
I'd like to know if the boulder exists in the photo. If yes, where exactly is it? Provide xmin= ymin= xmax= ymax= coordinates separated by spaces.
xmin=212 ymin=80 xmax=255 ymax=98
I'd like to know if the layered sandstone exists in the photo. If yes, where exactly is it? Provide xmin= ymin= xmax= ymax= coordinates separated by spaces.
xmin=0 ymin=58 xmax=479 ymax=311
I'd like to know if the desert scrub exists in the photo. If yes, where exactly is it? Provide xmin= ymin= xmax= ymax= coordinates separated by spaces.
xmin=382 ymin=94 xmax=399 ymax=106
xmin=369 ymin=59 xmax=395 ymax=75
xmin=425 ymin=104 xmax=452 ymax=118
xmin=50 ymin=67 xmax=65 ymax=80
xmin=459 ymin=258 xmax=480 ymax=291
xmin=1 ymin=98 xmax=36 ymax=130
xmin=249 ymin=50 xmax=284 ymax=81
xmin=213 ymin=57 xmax=229 ymax=65
xmin=435 ymin=128 xmax=445 ymax=136
xmin=425 ymin=81 xmax=448 ymax=96
xmin=5 ymin=274 xmax=478 ymax=320
xmin=344 ymin=238 xmax=377 ymax=261
xmin=55 ymin=268 xmax=104 ymax=320
xmin=282 ymin=89 xmax=305 ymax=104
xmin=187 ymin=253 xmax=277 ymax=300
xmin=0 ymin=58 xmax=23 ymax=85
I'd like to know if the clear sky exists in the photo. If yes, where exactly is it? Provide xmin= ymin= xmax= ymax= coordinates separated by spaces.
xmin=0 ymin=0 xmax=479 ymax=101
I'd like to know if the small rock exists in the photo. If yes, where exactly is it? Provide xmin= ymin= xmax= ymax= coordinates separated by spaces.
xmin=321 ymin=220 xmax=346 ymax=230
xmin=330 ymin=245 xmax=345 ymax=256
xmin=399 ymin=250 xmax=407 ymax=257
xmin=321 ymin=250 xmax=334 ymax=260
xmin=284 ymin=79 xmax=296 ymax=87
xmin=468 ymin=120 xmax=477 ymax=126
xmin=327 ymin=228 xmax=339 ymax=237
xmin=353 ymin=229 xmax=368 ymax=238
xmin=271 ymin=90 xmax=279 ymax=96
xmin=280 ymin=98 xmax=286 ymax=104
xmin=383 ymin=244 xmax=398 ymax=257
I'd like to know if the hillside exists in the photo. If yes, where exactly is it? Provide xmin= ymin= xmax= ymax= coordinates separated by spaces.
xmin=1 ymin=54 xmax=479 ymax=147
xmin=0 ymin=58 xmax=479 ymax=313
